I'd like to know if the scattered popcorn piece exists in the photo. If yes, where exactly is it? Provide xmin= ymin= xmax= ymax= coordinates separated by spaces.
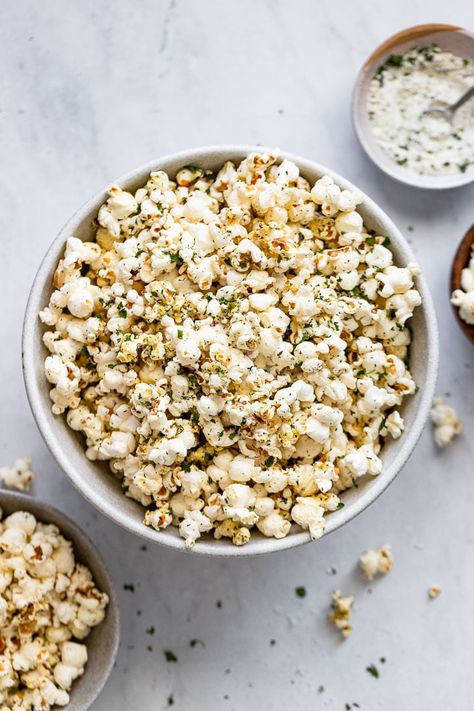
xmin=428 ymin=585 xmax=441 ymax=599
xmin=0 ymin=457 xmax=33 ymax=492
xmin=0 ymin=509 xmax=108 ymax=710
xmin=359 ymin=544 xmax=393 ymax=581
xmin=430 ymin=397 xmax=463 ymax=448
xmin=39 ymin=151 xmax=422 ymax=548
xmin=329 ymin=589 xmax=354 ymax=638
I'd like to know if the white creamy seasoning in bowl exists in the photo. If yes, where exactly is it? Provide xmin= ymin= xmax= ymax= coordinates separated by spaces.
xmin=367 ymin=46 xmax=474 ymax=176
xmin=38 ymin=150 xmax=423 ymax=549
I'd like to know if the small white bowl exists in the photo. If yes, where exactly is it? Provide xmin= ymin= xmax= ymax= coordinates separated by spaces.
xmin=22 ymin=145 xmax=439 ymax=556
xmin=0 ymin=491 xmax=120 ymax=710
xmin=353 ymin=24 xmax=474 ymax=190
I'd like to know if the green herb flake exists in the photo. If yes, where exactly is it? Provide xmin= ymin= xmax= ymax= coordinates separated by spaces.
xmin=366 ymin=663 xmax=379 ymax=678
xmin=167 ymin=694 xmax=174 ymax=706
xmin=365 ymin=236 xmax=376 ymax=246
xmin=165 ymin=251 xmax=183 ymax=266
xmin=164 ymin=650 xmax=178 ymax=663
xmin=295 ymin=586 xmax=307 ymax=598
xmin=336 ymin=501 xmax=345 ymax=510
xmin=177 ymin=329 xmax=183 ymax=339
xmin=386 ymin=54 xmax=403 ymax=67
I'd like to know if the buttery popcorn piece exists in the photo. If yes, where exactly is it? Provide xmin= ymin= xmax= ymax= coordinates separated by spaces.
xmin=359 ymin=544 xmax=393 ymax=581
xmin=430 ymin=397 xmax=462 ymax=448
xmin=329 ymin=589 xmax=354 ymax=639
xmin=0 ymin=458 xmax=33 ymax=492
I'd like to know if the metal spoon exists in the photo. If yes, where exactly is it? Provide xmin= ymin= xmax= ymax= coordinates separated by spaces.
xmin=423 ymin=84 xmax=474 ymax=123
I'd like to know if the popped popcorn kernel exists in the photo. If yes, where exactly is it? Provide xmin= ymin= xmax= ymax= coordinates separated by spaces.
xmin=359 ymin=544 xmax=393 ymax=581
xmin=0 ymin=458 xmax=33 ymax=492
xmin=329 ymin=589 xmax=354 ymax=639
xmin=430 ymin=397 xmax=462 ymax=448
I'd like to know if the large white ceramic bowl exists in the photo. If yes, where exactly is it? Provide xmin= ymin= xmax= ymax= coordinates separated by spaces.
xmin=0 ymin=491 xmax=120 ymax=710
xmin=22 ymin=146 xmax=439 ymax=556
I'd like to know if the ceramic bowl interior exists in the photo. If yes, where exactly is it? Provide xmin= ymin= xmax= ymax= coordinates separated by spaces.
xmin=22 ymin=145 xmax=439 ymax=556
xmin=352 ymin=24 xmax=474 ymax=190
xmin=0 ymin=491 xmax=119 ymax=710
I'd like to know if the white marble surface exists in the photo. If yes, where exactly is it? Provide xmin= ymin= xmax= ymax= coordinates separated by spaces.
xmin=1 ymin=1 xmax=474 ymax=709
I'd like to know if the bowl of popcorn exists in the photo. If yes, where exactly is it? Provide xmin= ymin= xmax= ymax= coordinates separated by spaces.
xmin=451 ymin=222 xmax=474 ymax=343
xmin=23 ymin=146 xmax=438 ymax=555
xmin=0 ymin=491 xmax=119 ymax=709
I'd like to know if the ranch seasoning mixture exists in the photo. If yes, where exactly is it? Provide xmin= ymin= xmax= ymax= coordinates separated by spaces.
xmin=367 ymin=46 xmax=474 ymax=176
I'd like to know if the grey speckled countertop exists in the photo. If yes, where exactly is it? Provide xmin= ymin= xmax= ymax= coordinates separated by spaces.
xmin=1 ymin=1 xmax=474 ymax=709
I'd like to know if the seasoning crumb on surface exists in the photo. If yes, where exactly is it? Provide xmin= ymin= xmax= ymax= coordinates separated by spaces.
xmin=167 ymin=694 xmax=174 ymax=706
xmin=164 ymin=650 xmax=178 ymax=663
xmin=430 ymin=397 xmax=462 ymax=448
xmin=295 ymin=585 xmax=307 ymax=598
xmin=123 ymin=583 xmax=135 ymax=592
xmin=329 ymin=590 xmax=354 ymax=638
xmin=359 ymin=544 xmax=393 ymax=580
xmin=318 ymin=685 xmax=324 ymax=694
xmin=366 ymin=663 xmax=379 ymax=678
xmin=190 ymin=638 xmax=205 ymax=648
xmin=428 ymin=585 xmax=442 ymax=599
xmin=0 ymin=457 xmax=33 ymax=492
xmin=146 ymin=626 xmax=155 ymax=635
xmin=270 ymin=639 xmax=276 ymax=646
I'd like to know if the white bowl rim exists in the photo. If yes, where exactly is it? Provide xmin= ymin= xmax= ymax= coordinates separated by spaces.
xmin=22 ymin=144 xmax=439 ymax=556
xmin=352 ymin=24 xmax=474 ymax=190
xmin=0 ymin=490 xmax=120 ymax=709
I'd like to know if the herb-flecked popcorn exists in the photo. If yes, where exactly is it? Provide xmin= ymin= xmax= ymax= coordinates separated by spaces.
xmin=0 ymin=508 xmax=108 ymax=709
xmin=40 ymin=150 xmax=421 ymax=548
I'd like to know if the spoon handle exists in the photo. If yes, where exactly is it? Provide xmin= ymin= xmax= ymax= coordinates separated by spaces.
xmin=451 ymin=84 xmax=474 ymax=113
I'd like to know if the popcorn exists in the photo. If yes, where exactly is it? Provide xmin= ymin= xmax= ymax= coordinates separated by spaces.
xmin=430 ymin=397 xmax=462 ymax=448
xmin=451 ymin=246 xmax=474 ymax=324
xmin=39 ymin=152 xmax=421 ymax=548
xmin=0 ymin=458 xmax=33 ymax=492
xmin=428 ymin=585 xmax=441 ymax=599
xmin=359 ymin=545 xmax=393 ymax=581
xmin=0 ymin=507 xmax=108 ymax=709
xmin=329 ymin=590 xmax=354 ymax=638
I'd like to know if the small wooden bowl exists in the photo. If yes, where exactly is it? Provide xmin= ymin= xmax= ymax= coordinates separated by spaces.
xmin=451 ymin=223 xmax=474 ymax=344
